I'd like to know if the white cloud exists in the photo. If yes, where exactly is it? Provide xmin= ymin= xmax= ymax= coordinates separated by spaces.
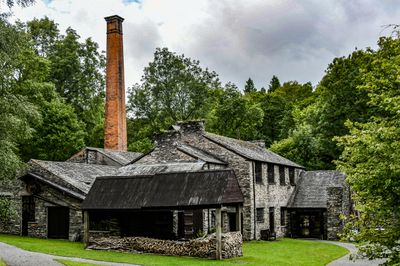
xmin=8 ymin=0 xmax=400 ymax=90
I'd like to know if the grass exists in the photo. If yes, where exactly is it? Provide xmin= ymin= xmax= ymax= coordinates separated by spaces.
xmin=54 ymin=258 xmax=100 ymax=266
xmin=0 ymin=234 xmax=347 ymax=266
xmin=0 ymin=258 xmax=5 ymax=266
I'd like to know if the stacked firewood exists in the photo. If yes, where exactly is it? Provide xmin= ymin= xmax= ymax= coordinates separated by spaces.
xmin=88 ymin=231 xmax=242 ymax=259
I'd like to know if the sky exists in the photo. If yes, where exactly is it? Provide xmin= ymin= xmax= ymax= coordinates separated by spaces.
xmin=4 ymin=0 xmax=400 ymax=89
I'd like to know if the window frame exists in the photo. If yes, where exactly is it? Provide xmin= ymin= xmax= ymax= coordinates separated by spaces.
xmin=279 ymin=165 xmax=286 ymax=185
xmin=256 ymin=208 xmax=265 ymax=223
xmin=267 ymin=163 xmax=275 ymax=184
xmin=255 ymin=162 xmax=263 ymax=184
xmin=289 ymin=167 xmax=295 ymax=185
xmin=280 ymin=207 xmax=286 ymax=226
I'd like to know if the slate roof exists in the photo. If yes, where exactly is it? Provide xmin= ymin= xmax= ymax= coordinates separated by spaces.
xmin=82 ymin=169 xmax=244 ymax=210
xmin=177 ymin=144 xmax=227 ymax=165
xmin=28 ymin=159 xmax=119 ymax=195
xmin=86 ymin=147 xmax=142 ymax=165
xmin=117 ymin=162 xmax=206 ymax=176
xmin=204 ymin=132 xmax=303 ymax=168
xmin=288 ymin=170 xmax=346 ymax=208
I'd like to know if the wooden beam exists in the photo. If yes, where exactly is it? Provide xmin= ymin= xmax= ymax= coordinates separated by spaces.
xmin=83 ymin=211 xmax=89 ymax=247
xmin=236 ymin=205 xmax=242 ymax=233
xmin=215 ymin=207 xmax=222 ymax=260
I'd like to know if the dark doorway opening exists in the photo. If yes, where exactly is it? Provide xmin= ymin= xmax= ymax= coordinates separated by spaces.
xmin=228 ymin=212 xmax=236 ymax=232
xmin=22 ymin=196 xmax=35 ymax=236
xmin=289 ymin=208 xmax=326 ymax=239
xmin=269 ymin=207 xmax=275 ymax=232
xmin=48 ymin=206 xmax=69 ymax=239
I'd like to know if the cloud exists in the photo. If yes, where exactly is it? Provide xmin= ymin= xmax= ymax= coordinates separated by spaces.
xmin=8 ymin=0 xmax=400 ymax=90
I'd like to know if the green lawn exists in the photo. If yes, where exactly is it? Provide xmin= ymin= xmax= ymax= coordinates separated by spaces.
xmin=54 ymin=259 xmax=100 ymax=266
xmin=0 ymin=234 xmax=347 ymax=266
xmin=0 ymin=258 xmax=5 ymax=266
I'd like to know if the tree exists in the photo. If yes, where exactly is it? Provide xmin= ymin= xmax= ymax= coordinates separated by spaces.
xmin=268 ymin=75 xmax=281 ymax=92
xmin=336 ymin=34 xmax=400 ymax=264
xmin=244 ymin=78 xmax=256 ymax=93
xmin=261 ymin=81 xmax=313 ymax=147
xmin=27 ymin=20 xmax=106 ymax=147
xmin=128 ymin=47 xmax=220 ymax=134
xmin=206 ymin=82 xmax=264 ymax=140
xmin=0 ymin=15 xmax=40 ymax=179
xmin=27 ymin=99 xmax=86 ymax=161
xmin=271 ymin=49 xmax=372 ymax=169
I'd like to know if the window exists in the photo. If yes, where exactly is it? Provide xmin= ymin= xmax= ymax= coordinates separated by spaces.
xmin=22 ymin=196 xmax=35 ymax=222
xmin=267 ymin=163 xmax=275 ymax=184
xmin=279 ymin=166 xmax=285 ymax=185
xmin=255 ymin=162 xmax=262 ymax=184
xmin=289 ymin=167 xmax=295 ymax=185
xmin=256 ymin=208 xmax=264 ymax=223
xmin=280 ymin=208 xmax=286 ymax=226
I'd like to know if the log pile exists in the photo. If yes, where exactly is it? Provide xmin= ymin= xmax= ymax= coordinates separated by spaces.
xmin=88 ymin=231 xmax=242 ymax=259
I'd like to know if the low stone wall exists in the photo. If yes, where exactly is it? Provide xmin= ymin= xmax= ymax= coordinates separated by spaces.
xmin=88 ymin=232 xmax=242 ymax=259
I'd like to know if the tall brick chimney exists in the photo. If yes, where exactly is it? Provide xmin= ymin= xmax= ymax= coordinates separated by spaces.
xmin=104 ymin=15 xmax=127 ymax=151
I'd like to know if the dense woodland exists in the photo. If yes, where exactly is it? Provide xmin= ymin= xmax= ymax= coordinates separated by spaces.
xmin=0 ymin=4 xmax=400 ymax=264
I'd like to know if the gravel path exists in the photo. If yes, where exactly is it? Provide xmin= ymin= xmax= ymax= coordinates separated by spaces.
xmin=0 ymin=242 xmax=139 ymax=266
xmin=325 ymin=241 xmax=386 ymax=266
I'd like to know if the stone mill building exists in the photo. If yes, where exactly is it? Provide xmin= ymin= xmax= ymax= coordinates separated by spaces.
xmin=0 ymin=15 xmax=351 ymax=243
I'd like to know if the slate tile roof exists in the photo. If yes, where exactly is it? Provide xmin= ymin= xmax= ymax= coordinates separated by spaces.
xmin=117 ymin=162 xmax=206 ymax=176
xmin=82 ymin=169 xmax=244 ymax=210
xmin=177 ymin=144 xmax=227 ymax=165
xmin=204 ymin=132 xmax=304 ymax=168
xmin=28 ymin=159 xmax=119 ymax=195
xmin=288 ymin=170 xmax=346 ymax=208
xmin=85 ymin=147 xmax=142 ymax=165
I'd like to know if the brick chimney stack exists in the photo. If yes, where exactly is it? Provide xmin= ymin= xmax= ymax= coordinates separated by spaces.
xmin=104 ymin=15 xmax=127 ymax=151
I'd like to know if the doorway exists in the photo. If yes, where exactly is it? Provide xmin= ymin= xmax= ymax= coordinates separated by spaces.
xmin=47 ymin=206 xmax=69 ymax=239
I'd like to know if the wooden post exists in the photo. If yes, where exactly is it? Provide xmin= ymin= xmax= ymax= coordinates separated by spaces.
xmin=236 ymin=205 xmax=242 ymax=233
xmin=215 ymin=207 xmax=222 ymax=260
xmin=83 ymin=211 xmax=89 ymax=248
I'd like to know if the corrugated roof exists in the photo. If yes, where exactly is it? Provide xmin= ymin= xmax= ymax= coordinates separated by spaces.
xmin=82 ymin=169 xmax=244 ymax=210
xmin=288 ymin=170 xmax=346 ymax=208
xmin=29 ymin=160 xmax=119 ymax=195
xmin=117 ymin=162 xmax=206 ymax=176
xmin=204 ymin=132 xmax=304 ymax=168
xmin=177 ymin=144 xmax=227 ymax=165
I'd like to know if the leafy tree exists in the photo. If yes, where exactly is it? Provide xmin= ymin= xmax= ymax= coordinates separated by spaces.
xmin=27 ymin=16 xmax=59 ymax=56
xmin=206 ymin=82 xmax=264 ymax=140
xmin=0 ymin=15 xmax=40 ymax=179
xmin=262 ymin=81 xmax=313 ymax=146
xmin=271 ymin=50 xmax=372 ymax=169
xmin=27 ymin=99 xmax=86 ymax=161
xmin=336 ymin=34 xmax=400 ymax=264
xmin=244 ymin=78 xmax=256 ymax=93
xmin=25 ymin=18 xmax=106 ymax=148
xmin=128 ymin=47 xmax=220 ymax=134
xmin=268 ymin=75 xmax=281 ymax=92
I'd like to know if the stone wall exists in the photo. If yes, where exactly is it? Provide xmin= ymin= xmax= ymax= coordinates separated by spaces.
xmin=253 ymin=163 xmax=298 ymax=238
xmin=88 ymin=232 xmax=243 ymax=259
xmin=0 ymin=179 xmax=23 ymax=235
xmin=25 ymin=180 xmax=83 ymax=241
xmin=327 ymin=187 xmax=344 ymax=240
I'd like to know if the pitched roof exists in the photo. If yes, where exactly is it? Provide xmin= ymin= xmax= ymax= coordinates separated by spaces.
xmin=177 ymin=144 xmax=227 ymax=165
xmin=28 ymin=159 xmax=119 ymax=195
xmin=68 ymin=147 xmax=142 ymax=166
xmin=82 ymin=169 xmax=244 ymax=210
xmin=117 ymin=162 xmax=206 ymax=176
xmin=288 ymin=170 xmax=346 ymax=208
xmin=204 ymin=132 xmax=304 ymax=168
